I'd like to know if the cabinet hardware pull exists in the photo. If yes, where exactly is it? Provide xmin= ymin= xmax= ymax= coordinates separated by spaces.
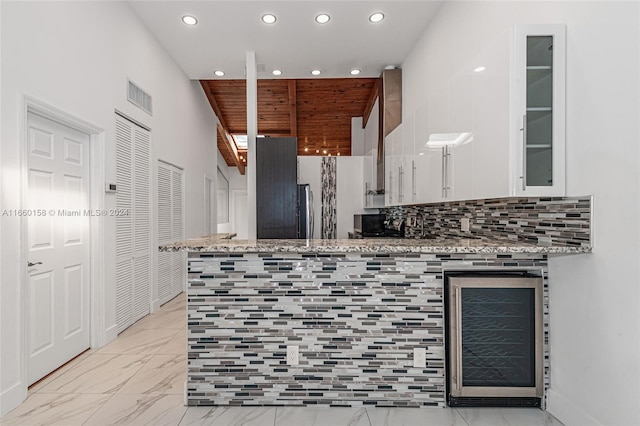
xmin=442 ymin=147 xmax=446 ymax=198
xmin=412 ymin=160 xmax=416 ymax=200
xmin=28 ymin=261 xmax=43 ymax=267
xmin=522 ymin=113 xmax=527 ymax=191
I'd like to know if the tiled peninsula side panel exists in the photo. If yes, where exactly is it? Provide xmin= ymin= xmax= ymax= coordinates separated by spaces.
xmin=385 ymin=196 xmax=591 ymax=247
xmin=187 ymin=252 xmax=550 ymax=408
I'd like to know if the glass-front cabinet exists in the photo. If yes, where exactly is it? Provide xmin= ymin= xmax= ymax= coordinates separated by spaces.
xmin=512 ymin=25 xmax=566 ymax=196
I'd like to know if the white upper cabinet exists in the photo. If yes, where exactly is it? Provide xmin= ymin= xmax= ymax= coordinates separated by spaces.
xmin=397 ymin=24 xmax=566 ymax=207
xmin=414 ymin=102 xmax=442 ymax=204
xmin=511 ymin=25 xmax=566 ymax=196
xmin=472 ymin=30 xmax=511 ymax=199
xmin=384 ymin=125 xmax=403 ymax=206
xmin=447 ymin=69 xmax=474 ymax=201
xmin=400 ymin=112 xmax=416 ymax=205
xmin=363 ymin=100 xmax=384 ymax=208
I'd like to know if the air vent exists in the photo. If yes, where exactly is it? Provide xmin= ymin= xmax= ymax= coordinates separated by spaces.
xmin=127 ymin=80 xmax=153 ymax=116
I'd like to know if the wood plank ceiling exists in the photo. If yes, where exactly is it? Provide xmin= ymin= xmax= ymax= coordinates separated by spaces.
xmin=201 ymin=78 xmax=378 ymax=173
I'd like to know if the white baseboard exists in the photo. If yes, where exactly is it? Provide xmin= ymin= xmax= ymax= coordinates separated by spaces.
xmin=0 ymin=381 xmax=27 ymax=418
xmin=546 ymin=389 xmax=602 ymax=426
xmin=105 ymin=324 xmax=118 ymax=345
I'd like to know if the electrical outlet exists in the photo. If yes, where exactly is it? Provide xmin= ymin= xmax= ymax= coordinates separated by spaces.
xmin=461 ymin=217 xmax=470 ymax=232
xmin=413 ymin=347 xmax=426 ymax=368
xmin=286 ymin=345 xmax=299 ymax=365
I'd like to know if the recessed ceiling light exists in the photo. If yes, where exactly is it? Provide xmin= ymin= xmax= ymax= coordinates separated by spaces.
xmin=315 ymin=14 xmax=330 ymax=24
xmin=214 ymin=70 xmax=225 ymax=77
xmin=474 ymin=66 xmax=486 ymax=73
xmin=369 ymin=12 xmax=384 ymax=23
xmin=311 ymin=69 xmax=322 ymax=76
xmin=182 ymin=15 xmax=198 ymax=26
xmin=262 ymin=14 xmax=277 ymax=24
xmin=272 ymin=69 xmax=282 ymax=76
xmin=304 ymin=147 xmax=309 ymax=152
xmin=350 ymin=69 xmax=361 ymax=76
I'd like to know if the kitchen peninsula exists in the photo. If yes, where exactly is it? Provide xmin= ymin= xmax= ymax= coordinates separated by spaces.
xmin=160 ymin=235 xmax=590 ymax=408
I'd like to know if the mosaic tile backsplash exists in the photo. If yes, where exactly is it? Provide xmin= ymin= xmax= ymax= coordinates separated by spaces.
xmin=187 ymin=252 xmax=549 ymax=407
xmin=383 ymin=196 xmax=591 ymax=247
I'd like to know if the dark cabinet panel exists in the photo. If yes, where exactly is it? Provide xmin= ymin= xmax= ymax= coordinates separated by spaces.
xmin=256 ymin=137 xmax=298 ymax=239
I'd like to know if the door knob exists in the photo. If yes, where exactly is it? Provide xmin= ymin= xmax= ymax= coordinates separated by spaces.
xmin=27 ymin=261 xmax=43 ymax=267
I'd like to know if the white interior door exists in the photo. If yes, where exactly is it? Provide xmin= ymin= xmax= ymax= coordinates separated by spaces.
xmin=26 ymin=111 xmax=91 ymax=385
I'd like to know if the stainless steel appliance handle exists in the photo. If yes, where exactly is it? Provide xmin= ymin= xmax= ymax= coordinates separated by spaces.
xmin=455 ymin=285 xmax=463 ymax=392
xmin=522 ymin=113 xmax=527 ymax=191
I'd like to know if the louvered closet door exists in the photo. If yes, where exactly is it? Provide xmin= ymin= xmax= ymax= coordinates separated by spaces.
xmin=157 ymin=161 xmax=184 ymax=305
xmin=115 ymin=115 xmax=151 ymax=333
xmin=171 ymin=168 xmax=185 ymax=295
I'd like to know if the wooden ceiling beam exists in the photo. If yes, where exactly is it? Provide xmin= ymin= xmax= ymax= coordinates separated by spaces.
xmin=288 ymin=80 xmax=297 ymax=137
xmin=217 ymin=123 xmax=246 ymax=175
xmin=200 ymin=81 xmax=230 ymax=130
xmin=362 ymin=78 xmax=380 ymax=129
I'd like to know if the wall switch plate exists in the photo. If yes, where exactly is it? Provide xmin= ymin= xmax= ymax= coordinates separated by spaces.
xmin=461 ymin=217 xmax=470 ymax=232
xmin=287 ymin=345 xmax=299 ymax=365
xmin=413 ymin=348 xmax=426 ymax=368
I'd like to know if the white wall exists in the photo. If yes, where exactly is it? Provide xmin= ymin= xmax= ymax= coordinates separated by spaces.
xmin=216 ymin=151 xmax=248 ymax=237
xmin=403 ymin=2 xmax=639 ymax=425
xmin=0 ymin=1 xmax=217 ymax=415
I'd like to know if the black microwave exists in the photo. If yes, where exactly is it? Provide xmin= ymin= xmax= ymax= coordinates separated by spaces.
xmin=354 ymin=214 xmax=386 ymax=237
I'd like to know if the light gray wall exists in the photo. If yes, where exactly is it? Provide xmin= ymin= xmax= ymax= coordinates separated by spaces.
xmin=0 ymin=1 xmax=218 ymax=415
xmin=402 ymin=2 xmax=640 ymax=425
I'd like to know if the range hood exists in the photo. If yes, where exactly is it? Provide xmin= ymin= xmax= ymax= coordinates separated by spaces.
xmin=376 ymin=68 xmax=402 ymax=193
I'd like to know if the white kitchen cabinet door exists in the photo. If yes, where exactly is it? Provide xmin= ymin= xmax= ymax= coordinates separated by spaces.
xmin=384 ymin=126 xmax=402 ymax=206
xmin=413 ymin=101 xmax=442 ymax=204
xmin=472 ymin=30 xmax=511 ymax=199
xmin=401 ymin=112 xmax=416 ymax=205
xmin=426 ymin=85 xmax=450 ymax=202
xmin=511 ymin=25 xmax=566 ymax=196
xmin=448 ymin=70 xmax=474 ymax=201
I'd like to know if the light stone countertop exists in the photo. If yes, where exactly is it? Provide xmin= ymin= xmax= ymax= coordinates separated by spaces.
xmin=159 ymin=235 xmax=591 ymax=255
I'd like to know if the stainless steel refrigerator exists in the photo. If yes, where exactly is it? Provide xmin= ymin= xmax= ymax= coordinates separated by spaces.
xmin=297 ymin=184 xmax=314 ymax=239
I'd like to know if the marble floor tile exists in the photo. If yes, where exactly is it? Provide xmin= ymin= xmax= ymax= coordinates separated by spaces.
xmin=95 ymin=327 xmax=178 ymax=355
xmin=84 ymin=393 xmax=187 ymax=426
xmin=161 ymin=293 xmax=186 ymax=312
xmin=275 ymin=406 xmax=371 ymax=426
xmin=125 ymin=308 xmax=186 ymax=332
xmin=29 ymin=348 xmax=95 ymax=395
xmin=157 ymin=328 xmax=187 ymax=355
xmin=179 ymin=406 xmax=276 ymax=426
xmin=367 ymin=407 xmax=468 ymax=426
xmin=1 ymin=393 xmax=111 ymax=426
xmin=117 ymin=354 xmax=186 ymax=395
xmin=455 ymin=407 xmax=564 ymax=426
xmin=38 ymin=354 xmax=151 ymax=394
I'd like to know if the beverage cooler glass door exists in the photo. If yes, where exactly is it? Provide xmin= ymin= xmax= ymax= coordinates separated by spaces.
xmin=448 ymin=276 xmax=543 ymax=399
